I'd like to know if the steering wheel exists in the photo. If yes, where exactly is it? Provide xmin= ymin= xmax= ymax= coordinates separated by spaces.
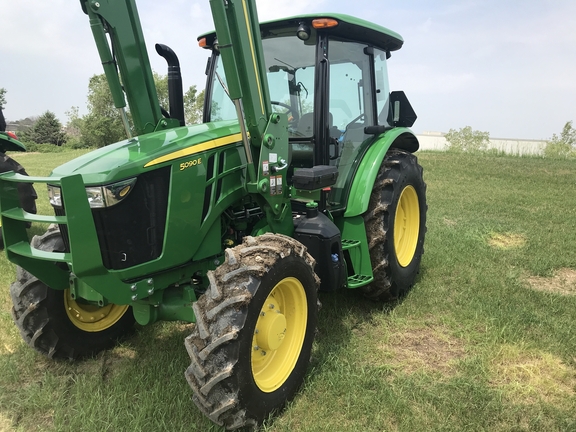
xmin=271 ymin=101 xmax=297 ymax=123
xmin=345 ymin=113 xmax=366 ymax=130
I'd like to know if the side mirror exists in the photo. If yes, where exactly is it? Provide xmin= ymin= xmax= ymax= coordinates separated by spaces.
xmin=389 ymin=91 xmax=417 ymax=128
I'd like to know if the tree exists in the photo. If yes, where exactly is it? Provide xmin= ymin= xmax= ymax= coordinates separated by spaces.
xmin=445 ymin=126 xmax=490 ymax=153
xmin=155 ymin=73 xmax=205 ymax=124
xmin=79 ymin=73 xmax=205 ymax=148
xmin=65 ymin=106 xmax=82 ymax=138
xmin=63 ymin=106 xmax=87 ymax=149
xmin=184 ymin=86 xmax=205 ymax=124
xmin=543 ymin=121 xmax=576 ymax=159
xmin=79 ymin=74 xmax=127 ymax=148
xmin=24 ymin=111 xmax=67 ymax=146
xmin=153 ymin=72 xmax=170 ymax=111
xmin=0 ymin=87 xmax=6 ymax=110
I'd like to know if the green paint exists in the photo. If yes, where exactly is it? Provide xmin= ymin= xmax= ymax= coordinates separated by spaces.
xmin=0 ymin=0 xmax=419 ymax=327
xmin=336 ymin=215 xmax=373 ymax=288
xmin=344 ymin=127 xmax=415 ymax=217
xmin=0 ymin=133 xmax=27 ymax=152
xmin=81 ymin=0 xmax=164 ymax=135
xmin=70 ymin=275 xmax=106 ymax=305
xmin=132 ymin=285 xmax=196 ymax=326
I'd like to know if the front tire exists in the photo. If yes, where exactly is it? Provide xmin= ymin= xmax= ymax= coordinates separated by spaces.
xmin=362 ymin=149 xmax=427 ymax=301
xmin=184 ymin=234 xmax=319 ymax=430
xmin=10 ymin=227 xmax=135 ymax=359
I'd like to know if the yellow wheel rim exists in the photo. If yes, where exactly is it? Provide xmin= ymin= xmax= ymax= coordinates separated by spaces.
xmin=394 ymin=185 xmax=420 ymax=267
xmin=64 ymin=290 xmax=129 ymax=332
xmin=251 ymin=277 xmax=308 ymax=393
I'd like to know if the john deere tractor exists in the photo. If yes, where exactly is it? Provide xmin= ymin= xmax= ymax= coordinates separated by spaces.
xmin=0 ymin=0 xmax=426 ymax=429
xmin=0 ymin=109 xmax=37 ymax=250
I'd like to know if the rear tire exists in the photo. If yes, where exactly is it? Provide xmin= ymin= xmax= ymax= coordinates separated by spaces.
xmin=362 ymin=149 xmax=427 ymax=301
xmin=10 ymin=226 xmax=135 ymax=359
xmin=0 ymin=152 xmax=37 ymax=249
xmin=184 ymin=234 xmax=319 ymax=430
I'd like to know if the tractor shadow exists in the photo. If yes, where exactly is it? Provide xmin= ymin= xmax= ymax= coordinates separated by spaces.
xmin=309 ymin=287 xmax=405 ymax=379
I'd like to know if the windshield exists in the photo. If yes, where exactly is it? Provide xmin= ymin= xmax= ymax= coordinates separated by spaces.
xmin=209 ymin=34 xmax=316 ymax=138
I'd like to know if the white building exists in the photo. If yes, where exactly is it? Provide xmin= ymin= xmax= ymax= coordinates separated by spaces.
xmin=416 ymin=131 xmax=547 ymax=156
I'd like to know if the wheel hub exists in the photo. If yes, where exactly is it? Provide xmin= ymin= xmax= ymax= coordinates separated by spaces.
xmin=394 ymin=185 xmax=420 ymax=267
xmin=251 ymin=277 xmax=308 ymax=393
xmin=64 ymin=290 xmax=129 ymax=332
xmin=256 ymin=300 xmax=287 ymax=351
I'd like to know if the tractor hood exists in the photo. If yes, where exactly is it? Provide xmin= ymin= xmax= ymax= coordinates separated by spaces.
xmin=51 ymin=120 xmax=240 ymax=185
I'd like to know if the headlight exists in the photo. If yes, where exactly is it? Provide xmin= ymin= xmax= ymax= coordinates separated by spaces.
xmin=48 ymin=178 xmax=137 ymax=209
xmin=48 ymin=184 xmax=62 ymax=207
xmin=85 ymin=186 xmax=106 ymax=208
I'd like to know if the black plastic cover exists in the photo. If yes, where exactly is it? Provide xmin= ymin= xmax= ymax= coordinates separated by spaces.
xmin=294 ymin=210 xmax=346 ymax=292
xmin=389 ymin=91 xmax=417 ymax=127
xmin=292 ymin=165 xmax=338 ymax=191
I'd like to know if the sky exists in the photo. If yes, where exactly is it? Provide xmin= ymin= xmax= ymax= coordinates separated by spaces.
xmin=1 ymin=0 xmax=575 ymax=140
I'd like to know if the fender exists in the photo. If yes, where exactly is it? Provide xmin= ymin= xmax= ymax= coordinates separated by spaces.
xmin=344 ymin=127 xmax=419 ymax=217
xmin=0 ymin=132 xmax=27 ymax=153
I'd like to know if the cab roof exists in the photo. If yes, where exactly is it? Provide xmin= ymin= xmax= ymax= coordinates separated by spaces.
xmin=199 ymin=13 xmax=404 ymax=53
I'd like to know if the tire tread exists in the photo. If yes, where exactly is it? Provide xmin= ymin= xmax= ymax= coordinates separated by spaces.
xmin=184 ymin=234 xmax=318 ymax=429
xmin=362 ymin=149 xmax=427 ymax=301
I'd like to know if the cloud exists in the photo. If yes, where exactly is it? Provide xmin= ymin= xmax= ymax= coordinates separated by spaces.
xmin=190 ymin=2 xmax=206 ymax=20
xmin=1 ymin=0 xmax=574 ymax=139
xmin=419 ymin=18 xmax=433 ymax=33
xmin=3 ymin=1 xmax=91 ymax=59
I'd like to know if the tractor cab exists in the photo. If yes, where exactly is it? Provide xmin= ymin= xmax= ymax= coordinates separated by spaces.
xmin=200 ymin=14 xmax=417 ymax=212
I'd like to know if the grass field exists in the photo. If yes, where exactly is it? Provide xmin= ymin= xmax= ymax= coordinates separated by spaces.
xmin=0 ymin=150 xmax=575 ymax=431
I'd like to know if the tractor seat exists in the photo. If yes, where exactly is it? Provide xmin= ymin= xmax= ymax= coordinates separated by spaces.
xmin=296 ymin=113 xmax=314 ymax=136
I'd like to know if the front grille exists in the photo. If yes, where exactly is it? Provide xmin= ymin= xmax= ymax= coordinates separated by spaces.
xmin=55 ymin=167 xmax=170 ymax=270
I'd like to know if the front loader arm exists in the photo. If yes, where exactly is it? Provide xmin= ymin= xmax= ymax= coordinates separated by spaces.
xmin=80 ymin=0 xmax=179 ymax=136
xmin=209 ymin=0 xmax=293 ymax=234
xmin=209 ymin=0 xmax=272 ymax=140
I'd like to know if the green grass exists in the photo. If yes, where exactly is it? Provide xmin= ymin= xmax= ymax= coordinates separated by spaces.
xmin=1 ymin=150 xmax=575 ymax=431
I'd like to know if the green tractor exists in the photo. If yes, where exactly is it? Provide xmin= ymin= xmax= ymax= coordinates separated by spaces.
xmin=0 ymin=0 xmax=426 ymax=429
xmin=0 ymin=111 xmax=37 ymax=250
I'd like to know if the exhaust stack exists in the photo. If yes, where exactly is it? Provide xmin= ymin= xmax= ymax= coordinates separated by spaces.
xmin=155 ymin=44 xmax=185 ymax=126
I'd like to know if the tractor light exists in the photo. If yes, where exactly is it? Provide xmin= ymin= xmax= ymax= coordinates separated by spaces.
xmin=47 ymin=185 xmax=62 ymax=207
xmin=85 ymin=187 xmax=106 ymax=208
xmin=86 ymin=177 xmax=137 ymax=208
xmin=311 ymin=18 xmax=339 ymax=29
xmin=47 ymin=178 xmax=137 ymax=209
xmin=296 ymin=23 xmax=311 ymax=41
